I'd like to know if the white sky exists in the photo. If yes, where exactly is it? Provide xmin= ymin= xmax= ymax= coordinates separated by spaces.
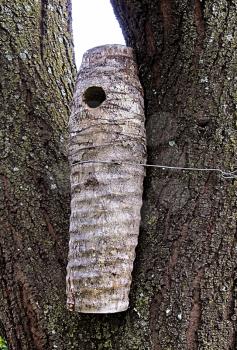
xmin=71 ymin=0 xmax=125 ymax=67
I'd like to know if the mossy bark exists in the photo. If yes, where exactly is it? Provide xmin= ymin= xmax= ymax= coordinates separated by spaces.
xmin=1 ymin=0 xmax=237 ymax=349
xmin=0 ymin=1 xmax=77 ymax=349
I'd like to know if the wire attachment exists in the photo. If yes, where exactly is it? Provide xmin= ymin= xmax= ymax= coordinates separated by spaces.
xmin=72 ymin=160 xmax=237 ymax=180
xmin=220 ymin=169 xmax=237 ymax=179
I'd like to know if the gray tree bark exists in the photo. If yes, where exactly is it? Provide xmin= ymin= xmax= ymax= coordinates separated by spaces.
xmin=1 ymin=0 xmax=237 ymax=349
xmin=0 ymin=1 xmax=77 ymax=349
xmin=111 ymin=1 xmax=237 ymax=349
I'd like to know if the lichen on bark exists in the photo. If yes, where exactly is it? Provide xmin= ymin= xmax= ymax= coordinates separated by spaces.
xmin=0 ymin=1 xmax=77 ymax=349
xmin=1 ymin=0 xmax=237 ymax=349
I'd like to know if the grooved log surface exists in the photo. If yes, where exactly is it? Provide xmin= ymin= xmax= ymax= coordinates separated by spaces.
xmin=67 ymin=45 xmax=146 ymax=313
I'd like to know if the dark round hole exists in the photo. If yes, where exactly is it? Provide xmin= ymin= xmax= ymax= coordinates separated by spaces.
xmin=83 ymin=86 xmax=106 ymax=108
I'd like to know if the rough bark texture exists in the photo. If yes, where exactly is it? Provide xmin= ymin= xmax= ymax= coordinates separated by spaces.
xmin=110 ymin=0 xmax=237 ymax=349
xmin=67 ymin=45 xmax=146 ymax=314
xmin=1 ymin=0 xmax=237 ymax=349
xmin=0 ymin=1 xmax=77 ymax=349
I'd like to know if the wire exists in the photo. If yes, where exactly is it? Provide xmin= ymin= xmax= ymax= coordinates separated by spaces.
xmin=71 ymin=160 xmax=237 ymax=179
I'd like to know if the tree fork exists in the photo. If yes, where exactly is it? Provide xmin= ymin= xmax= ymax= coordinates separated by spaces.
xmin=0 ymin=0 xmax=237 ymax=349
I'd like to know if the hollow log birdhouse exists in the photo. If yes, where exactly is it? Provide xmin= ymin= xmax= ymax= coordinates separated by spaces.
xmin=66 ymin=44 xmax=146 ymax=313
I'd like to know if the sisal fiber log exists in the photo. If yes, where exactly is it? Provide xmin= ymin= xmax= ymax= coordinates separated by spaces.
xmin=66 ymin=44 xmax=146 ymax=313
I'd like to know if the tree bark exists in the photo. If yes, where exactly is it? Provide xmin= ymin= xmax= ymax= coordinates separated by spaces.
xmin=1 ymin=0 xmax=237 ymax=349
xmin=110 ymin=0 xmax=237 ymax=349
xmin=0 ymin=1 xmax=77 ymax=349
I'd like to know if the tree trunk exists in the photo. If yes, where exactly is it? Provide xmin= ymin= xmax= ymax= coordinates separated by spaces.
xmin=0 ymin=1 xmax=77 ymax=349
xmin=110 ymin=0 xmax=237 ymax=349
xmin=1 ymin=0 xmax=237 ymax=349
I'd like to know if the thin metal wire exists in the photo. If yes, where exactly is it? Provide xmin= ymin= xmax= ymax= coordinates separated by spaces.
xmin=72 ymin=160 xmax=237 ymax=179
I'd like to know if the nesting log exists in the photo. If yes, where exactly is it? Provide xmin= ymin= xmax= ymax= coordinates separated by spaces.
xmin=66 ymin=44 xmax=146 ymax=313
